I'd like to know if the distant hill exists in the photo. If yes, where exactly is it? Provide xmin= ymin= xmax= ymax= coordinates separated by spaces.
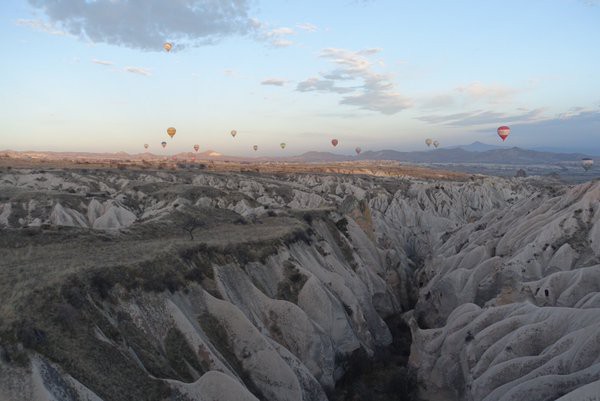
xmin=446 ymin=141 xmax=508 ymax=152
xmin=2 ymin=146 xmax=598 ymax=166
xmin=353 ymin=147 xmax=596 ymax=165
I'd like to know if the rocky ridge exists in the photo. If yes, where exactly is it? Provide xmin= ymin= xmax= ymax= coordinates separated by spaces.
xmin=0 ymin=167 xmax=598 ymax=401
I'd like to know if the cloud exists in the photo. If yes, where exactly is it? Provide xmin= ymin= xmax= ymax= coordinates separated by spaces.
xmin=16 ymin=19 xmax=68 ymax=36
xmin=421 ymin=94 xmax=456 ymax=109
xmin=263 ymin=26 xmax=295 ymax=47
xmin=418 ymin=108 xmax=546 ymax=126
xmin=296 ymin=47 xmax=411 ymax=114
xmin=267 ymin=27 xmax=294 ymax=37
xmin=357 ymin=48 xmax=382 ymax=56
xmin=124 ymin=67 xmax=151 ymax=76
xmin=297 ymin=23 xmax=318 ymax=32
xmin=297 ymin=77 xmax=355 ymax=94
xmin=26 ymin=0 xmax=256 ymax=50
xmin=456 ymin=82 xmax=517 ymax=103
xmin=92 ymin=59 xmax=113 ymax=66
xmin=272 ymin=39 xmax=294 ymax=48
xmin=223 ymin=69 xmax=235 ymax=77
xmin=261 ymin=78 xmax=288 ymax=87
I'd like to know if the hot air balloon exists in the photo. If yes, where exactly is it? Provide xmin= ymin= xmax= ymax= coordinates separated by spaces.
xmin=163 ymin=42 xmax=173 ymax=52
xmin=331 ymin=139 xmax=339 ymax=147
xmin=144 ymin=144 xmax=149 ymax=150
xmin=425 ymin=138 xmax=433 ymax=147
xmin=167 ymin=127 xmax=176 ymax=138
xmin=193 ymin=144 xmax=199 ymax=153
xmin=582 ymin=158 xmax=594 ymax=171
xmin=280 ymin=142 xmax=286 ymax=149
xmin=497 ymin=126 xmax=510 ymax=141
xmin=161 ymin=141 xmax=167 ymax=149
xmin=355 ymin=147 xmax=362 ymax=155
xmin=253 ymin=145 xmax=258 ymax=151
xmin=230 ymin=130 xmax=237 ymax=138
xmin=433 ymin=140 xmax=440 ymax=148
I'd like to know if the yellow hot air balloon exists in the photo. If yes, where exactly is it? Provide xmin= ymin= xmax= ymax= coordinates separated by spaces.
xmin=167 ymin=127 xmax=176 ymax=138
xmin=280 ymin=142 xmax=286 ymax=149
xmin=425 ymin=138 xmax=433 ymax=147
xmin=163 ymin=42 xmax=173 ymax=52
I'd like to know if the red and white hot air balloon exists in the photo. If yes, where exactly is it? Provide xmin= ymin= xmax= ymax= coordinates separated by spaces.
xmin=331 ymin=139 xmax=339 ymax=147
xmin=497 ymin=126 xmax=510 ymax=141
xmin=193 ymin=144 xmax=199 ymax=153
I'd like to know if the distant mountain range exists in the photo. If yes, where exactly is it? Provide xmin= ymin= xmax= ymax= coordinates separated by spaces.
xmin=2 ymin=143 xmax=598 ymax=166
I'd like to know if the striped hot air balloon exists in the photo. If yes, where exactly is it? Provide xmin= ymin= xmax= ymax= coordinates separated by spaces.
xmin=497 ymin=126 xmax=510 ymax=141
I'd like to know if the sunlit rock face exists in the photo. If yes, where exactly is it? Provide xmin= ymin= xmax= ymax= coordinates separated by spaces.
xmin=1 ymin=167 xmax=597 ymax=401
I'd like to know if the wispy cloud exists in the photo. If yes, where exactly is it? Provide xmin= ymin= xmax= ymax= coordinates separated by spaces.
xmin=296 ymin=47 xmax=411 ymax=115
xmin=272 ymin=39 xmax=294 ymax=48
xmin=267 ymin=27 xmax=294 ymax=37
xmin=124 ymin=66 xmax=151 ymax=76
xmin=263 ymin=26 xmax=295 ymax=47
xmin=16 ymin=19 xmax=67 ymax=36
xmin=418 ymin=108 xmax=546 ymax=126
xmin=92 ymin=59 xmax=113 ymax=66
xmin=297 ymin=23 xmax=318 ymax=32
xmin=456 ymin=82 xmax=518 ymax=103
xmin=261 ymin=78 xmax=288 ymax=86
xmin=297 ymin=77 xmax=355 ymax=93
xmin=223 ymin=69 xmax=235 ymax=77
xmin=26 ymin=0 xmax=256 ymax=50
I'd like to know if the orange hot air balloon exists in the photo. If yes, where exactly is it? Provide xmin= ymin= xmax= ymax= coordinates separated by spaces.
xmin=331 ymin=139 xmax=339 ymax=147
xmin=167 ymin=127 xmax=176 ymax=138
xmin=355 ymin=147 xmax=362 ymax=155
xmin=193 ymin=144 xmax=199 ymax=152
xmin=497 ymin=126 xmax=510 ymax=141
xmin=161 ymin=141 xmax=167 ymax=148
xmin=163 ymin=42 xmax=173 ymax=52
xmin=253 ymin=145 xmax=258 ymax=151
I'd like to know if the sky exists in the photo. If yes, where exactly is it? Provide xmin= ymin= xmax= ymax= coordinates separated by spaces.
xmin=1 ymin=0 xmax=599 ymax=156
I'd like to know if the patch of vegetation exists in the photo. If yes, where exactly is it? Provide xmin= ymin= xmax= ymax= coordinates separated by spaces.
xmin=164 ymin=327 xmax=206 ymax=382
xmin=335 ymin=218 xmax=350 ymax=237
xmin=276 ymin=261 xmax=308 ymax=304
xmin=198 ymin=312 xmax=265 ymax=400
xmin=324 ymin=217 xmax=358 ymax=270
